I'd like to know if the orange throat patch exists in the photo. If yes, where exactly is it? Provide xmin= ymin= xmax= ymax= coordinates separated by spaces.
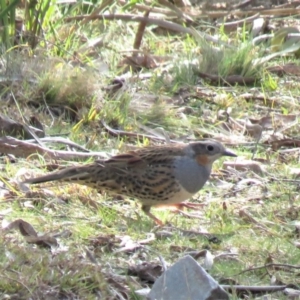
xmin=196 ymin=154 xmax=210 ymax=166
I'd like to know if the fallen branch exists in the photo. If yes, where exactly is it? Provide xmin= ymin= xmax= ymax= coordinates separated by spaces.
xmin=0 ymin=136 xmax=108 ymax=160
xmin=25 ymin=137 xmax=90 ymax=152
xmin=235 ymin=263 xmax=300 ymax=275
xmin=216 ymin=13 xmax=260 ymax=31
xmin=196 ymin=71 xmax=257 ymax=86
xmin=65 ymin=13 xmax=232 ymax=48
xmin=202 ymin=7 xmax=300 ymax=18
xmin=101 ymin=120 xmax=174 ymax=143
xmin=222 ymin=284 xmax=286 ymax=293
xmin=118 ymin=0 xmax=193 ymax=22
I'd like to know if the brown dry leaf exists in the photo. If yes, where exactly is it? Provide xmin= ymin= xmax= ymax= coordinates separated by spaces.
xmin=128 ymin=262 xmax=163 ymax=283
xmin=4 ymin=219 xmax=38 ymax=237
xmin=3 ymin=219 xmax=58 ymax=248
xmin=245 ymin=122 xmax=263 ymax=140
xmin=25 ymin=234 xmax=58 ymax=248
xmin=24 ymin=190 xmax=56 ymax=200
xmin=22 ymin=190 xmax=65 ymax=211
xmin=267 ymin=63 xmax=300 ymax=76
xmin=239 ymin=209 xmax=259 ymax=225
xmin=249 ymin=113 xmax=297 ymax=131
xmin=119 ymin=54 xmax=170 ymax=71
xmin=155 ymin=230 xmax=174 ymax=239
xmin=107 ymin=274 xmax=132 ymax=299
xmin=0 ymin=113 xmax=44 ymax=139
xmin=89 ymin=234 xmax=119 ymax=252
xmin=77 ymin=194 xmax=100 ymax=209
xmin=169 ymin=245 xmax=195 ymax=253
xmin=224 ymin=160 xmax=265 ymax=175
xmin=268 ymin=138 xmax=300 ymax=151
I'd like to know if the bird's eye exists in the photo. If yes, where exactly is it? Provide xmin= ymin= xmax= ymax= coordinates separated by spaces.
xmin=207 ymin=145 xmax=214 ymax=151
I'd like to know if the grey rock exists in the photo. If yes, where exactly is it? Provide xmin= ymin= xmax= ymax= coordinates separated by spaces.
xmin=147 ymin=255 xmax=229 ymax=300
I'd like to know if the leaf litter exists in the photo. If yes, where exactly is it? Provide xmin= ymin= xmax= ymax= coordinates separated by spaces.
xmin=2 ymin=0 xmax=300 ymax=298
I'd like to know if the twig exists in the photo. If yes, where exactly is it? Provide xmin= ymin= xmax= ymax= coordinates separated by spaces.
xmin=235 ymin=263 xmax=300 ymax=276
xmin=221 ymin=284 xmax=286 ymax=293
xmin=25 ymin=137 xmax=90 ymax=152
xmin=65 ymin=14 xmax=232 ymax=48
xmin=216 ymin=13 xmax=260 ymax=31
xmin=0 ymin=136 xmax=108 ymax=160
xmin=133 ymin=10 xmax=149 ymax=52
xmin=122 ymin=0 xmax=193 ymax=22
xmin=231 ymin=0 xmax=254 ymax=9
xmin=101 ymin=120 xmax=175 ymax=143
xmin=202 ymin=7 xmax=300 ymax=18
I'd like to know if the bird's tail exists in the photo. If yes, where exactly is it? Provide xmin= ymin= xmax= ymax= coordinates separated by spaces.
xmin=23 ymin=163 xmax=97 ymax=185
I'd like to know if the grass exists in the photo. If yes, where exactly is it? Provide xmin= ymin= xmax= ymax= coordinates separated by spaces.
xmin=1 ymin=0 xmax=300 ymax=299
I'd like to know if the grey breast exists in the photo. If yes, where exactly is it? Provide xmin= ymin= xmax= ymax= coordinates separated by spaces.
xmin=173 ymin=157 xmax=211 ymax=194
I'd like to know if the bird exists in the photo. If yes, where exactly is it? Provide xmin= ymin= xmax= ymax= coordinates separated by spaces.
xmin=22 ymin=140 xmax=237 ymax=225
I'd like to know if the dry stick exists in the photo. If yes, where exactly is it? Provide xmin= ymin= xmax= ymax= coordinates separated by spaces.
xmin=231 ymin=0 xmax=254 ymax=9
xmin=80 ymin=0 xmax=115 ymax=25
xmin=235 ymin=263 xmax=300 ymax=276
xmin=118 ymin=0 xmax=193 ymax=21
xmin=157 ymin=0 xmax=193 ymax=22
xmin=101 ymin=120 xmax=176 ymax=143
xmin=25 ymin=137 xmax=90 ymax=152
xmin=276 ymin=0 xmax=300 ymax=8
xmin=202 ymin=7 xmax=300 ymax=18
xmin=21 ymin=123 xmax=46 ymax=148
xmin=133 ymin=10 xmax=150 ymax=52
xmin=241 ymin=94 xmax=282 ymax=107
xmin=270 ymin=178 xmax=300 ymax=184
xmin=221 ymin=285 xmax=286 ymax=293
xmin=0 ymin=136 xmax=108 ymax=160
xmin=64 ymin=14 xmax=232 ymax=48
xmin=196 ymin=71 xmax=256 ymax=85
xmin=216 ymin=12 xmax=260 ymax=31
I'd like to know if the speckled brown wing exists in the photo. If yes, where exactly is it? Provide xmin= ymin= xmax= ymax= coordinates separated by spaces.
xmin=103 ymin=144 xmax=186 ymax=168
xmin=91 ymin=145 xmax=187 ymax=201
xmin=24 ymin=145 xmax=187 ymax=203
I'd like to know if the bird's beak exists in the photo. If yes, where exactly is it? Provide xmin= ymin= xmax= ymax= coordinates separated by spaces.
xmin=223 ymin=149 xmax=237 ymax=157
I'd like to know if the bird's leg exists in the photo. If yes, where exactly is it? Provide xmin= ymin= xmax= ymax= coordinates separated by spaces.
xmin=157 ymin=202 xmax=204 ymax=211
xmin=141 ymin=205 xmax=164 ymax=226
xmin=173 ymin=202 xmax=205 ymax=210
xmin=156 ymin=203 xmax=204 ymax=220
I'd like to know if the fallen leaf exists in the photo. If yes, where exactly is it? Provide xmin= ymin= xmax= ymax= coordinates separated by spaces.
xmin=4 ymin=219 xmax=38 ymax=237
xmin=128 ymin=262 xmax=163 ymax=283
xmin=25 ymin=234 xmax=58 ymax=248
xmin=224 ymin=160 xmax=265 ymax=175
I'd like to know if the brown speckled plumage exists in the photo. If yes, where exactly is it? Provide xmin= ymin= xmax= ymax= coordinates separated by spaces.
xmin=23 ymin=140 xmax=237 ymax=224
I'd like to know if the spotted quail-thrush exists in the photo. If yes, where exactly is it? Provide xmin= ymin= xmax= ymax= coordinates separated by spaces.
xmin=23 ymin=140 xmax=237 ymax=224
